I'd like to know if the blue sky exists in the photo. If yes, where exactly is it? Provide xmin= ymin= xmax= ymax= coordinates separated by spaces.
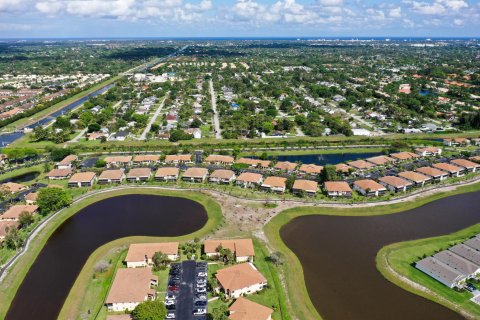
xmin=0 ymin=0 xmax=479 ymax=38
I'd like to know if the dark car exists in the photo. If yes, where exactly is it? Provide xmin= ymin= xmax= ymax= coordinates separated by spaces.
xmin=194 ymin=300 xmax=207 ymax=307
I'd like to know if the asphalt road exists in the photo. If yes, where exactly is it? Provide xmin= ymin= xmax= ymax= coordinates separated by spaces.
xmin=177 ymin=261 xmax=196 ymax=320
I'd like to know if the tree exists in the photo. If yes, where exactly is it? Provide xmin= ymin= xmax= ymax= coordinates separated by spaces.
xmin=3 ymin=226 xmax=23 ymax=249
xmin=152 ymin=251 xmax=170 ymax=270
xmin=50 ymin=148 xmax=74 ymax=162
xmin=131 ymin=300 xmax=166 ymax=320
xmin=19 ymin=211 xmax=34 ymax=228
xmin=215 ymin=245 xmax=234 ymax=264
xmin=32 ymin=126 xmax=49 ymax=142
xmin=37 ymin=187 xmax=71 ymax=215
xmin=210 ymin=304 xmax=229 ymax=320
xmin=87 ymin=123 xmax=101 ymax=133
xmin=320 ymin=165 xmax=339 ymax=182
xmin=95 ymin=159 xmax=107 ymax=168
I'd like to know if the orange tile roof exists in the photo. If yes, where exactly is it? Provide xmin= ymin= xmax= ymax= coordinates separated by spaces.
xmin=210 ymin=169 xmax=235 ymax=180
xmin=125 ymin=242 xmax=179 ymax=262
xmin=183 ymin=167 xmax=208 ymax=178
xmin=292 ymin=179 xmax=318 ymax=192
xmin=205 ymin=155 xmax=235 ymax=163
xmin=324 ymin=181 xmax=352 ymax=192
xmin=216 ymin=263 xmax=266 ymax=292
xmin=274 ymin=161 xmax=297 ymax=171
xmin=398 ymin=171 xmax=430 ymax=182
xmin=432 ymin=162 xmax=462 ymax=173
xmin=378 ymin=176 xmax=412 ymax=188
xmin=335 ymin=163 xmax=352 ymax=173
xmin=299 ymin=164 xmax=323 ymax=174
xmin=262 ymin=176 xmax=287 ymax=188
xmin=1 ymin=205 xmax=38 ymax=220
xmin=133 ymin=155 xmax=160 ymax=162
xmin=469 ymin=156 xmax=480 ymax=163
xmin=24 ymin=192 xmax=38 ymax=202
xmin=46 ymin=168 xmax=73 ymax=178
xmin=1 ymin=182 xmax=27 ymax=193
xmin=415 ymin=167 xmax=448 ymax=177
xmin=155 ymin=167 xmax=179 ymax=177
xmin=0 ymin=220 xmax=19 ymax=238
xmin=68 ymin=172 xmax=96 ymax=183
xmin=451 ymin=159 xmax=479 ymax=169
xmin=58 ymin=154 xmax=78 ymax=166
xmin=106 ymin=268 xmax=157 ymax=304
xmin=204 ymin=239 xmax=255 ymax=257
xmin=390 ymin=152 xmax=419 ymax=160
xmin=236 ymin=172 xmax=263 ymax=183
xmin=127 ymin=168 xmax=152 ymax=178
xmin=366 ymin=156 xmax=396 ymax=165
xmin=348 ymin=160 xmax=375 ymax=170
xmin=165 ymin=154 xmax=192 ymax=162
xmin=99 ymin=170 xmax=125 ymax=180
xmin=354 ymin=179 xmax=386 ymax=191
xmin=104 ymin=156 xmax=132 ymax=163
xmin=229 ymin=297 xmax=273 ymax=320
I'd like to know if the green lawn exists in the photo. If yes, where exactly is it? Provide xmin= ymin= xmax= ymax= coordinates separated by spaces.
xmin=377 ymin=224 xmax=480 ymax=319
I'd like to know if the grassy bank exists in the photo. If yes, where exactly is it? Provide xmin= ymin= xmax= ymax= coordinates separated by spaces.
xmin=0 ymin=188 xmax=223 ymax=320
xmin=239 ymin=147 xmax=385 ymax=157
xmin=0 ymin=164 xmax=44 ymax=184
xmin=377 ymin=224 xmax=480 ymax=319
xmin=263 ymin=181 xmax=480 ymax=320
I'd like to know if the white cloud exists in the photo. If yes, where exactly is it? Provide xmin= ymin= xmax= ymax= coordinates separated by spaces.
xmin=389 ymin=7 xmax=402 ymax=18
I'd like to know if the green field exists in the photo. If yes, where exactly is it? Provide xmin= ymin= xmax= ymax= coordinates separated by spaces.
xmin=377 ymin=224 xmax=480 ymax=319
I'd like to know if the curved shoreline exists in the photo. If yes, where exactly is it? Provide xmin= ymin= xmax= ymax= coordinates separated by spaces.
xmin=0 ymin=188 xmax=223 ymax=320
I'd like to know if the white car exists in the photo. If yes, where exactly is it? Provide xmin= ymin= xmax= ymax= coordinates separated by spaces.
xmin=197 ymin=272 xmax=207 ymax=277
xmin=193 ymin=308 xmax=207 ymax=315
xmin=165 ymin=300 xmax=175 ymax=306
xmin=196 ymin=287 xmax=207 ymax=293
xmin=166 ymin=312 xmax=176 ymax=319
xmin=196 ymin=282 xmax=206 ymax=288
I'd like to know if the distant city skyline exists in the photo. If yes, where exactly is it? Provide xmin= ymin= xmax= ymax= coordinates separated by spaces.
xmin=0 ymin=0 xmax=479 ymax=38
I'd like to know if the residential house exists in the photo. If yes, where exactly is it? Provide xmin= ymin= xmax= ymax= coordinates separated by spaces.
xmin=433 ymin=251 xmax=480 ymax=278
xmin=274 ymin=161 xmax=297 ymax=173
xmin=261 ymin=176 xmax=287 ymax=193
xmin=415 ymin=167 xmax=448 ymax=182
xmin=378 ymin=176 xmax=412 ymax=193
xmin=46 ymin=168 xmax=73 ymax=180
xmin=204 ymin=239 xmax=255 ymax=262
xmin=68 ymin=172 xmax=96 ymax=188
xmin=366 ymin=155 xmax=396 ymax=166
xmin=0 ymin=204 xmax=38 ymax=221
xmin=432 ymin=163 xmax=464 ymax=177
xmin=209 ymin=169 xmax=236 ymax=184
xmin=182 ymin=167 xmax=208 ymax=183
xmin=228 ymin=297 xmax=273 ymax=320
xmin=0 ymin=182 xmax=27 ymax=194
xmin=353 ymin=179 xmax=387 ymax=197
xmin=235 ymin=173 xmax=263 ymax=188
xmin=125 ymin=242 xmax=179 ymax=268
xmin=443 ymin=138 xmax=470 ymax=147
xmin=450 ymin=159 xmax=480 ymax=173
xmin=87 ymin=132 xmax=108 ymax=141
xmin=56 ymin=155 xmax=78 ymax=169
xmin=98 ymin=170 xmax=126 ymax=184
xmin=164 ymin=154 xmax=193 ymax=165
xmin=24 ymin=192 xmax=38 ymax=205
xmin=215 ymin=263 xmax=267 ymax=299
xmin=416 ymin=257 xmax=466 ymax=288
xmin=236 ymin=158 xmax=271 ymax=169
xmin=127 ymin=168 xmax=152 ymax=182
xmin=105 ymin=156 xmax=133 ymax=168
xmin=154 ymin=167 xmax=179 ymax=181
xmin=292 ymin=180 xmax=318 ymax=196
xmin=132 ymin=155 xmax=160 ymax=166
xmin=398 ymin=171 xmax=432 ymax=187
xmin=415 ymin=147 xmax=442 ymax=157
xmin=324 ymin=181 xmax=353 ymax=197
xmin=105 ymin=268 xmax=158 ymax=312
xmin=335 ymin=163 xmax=352 ymax=174
xmin=298 ymin=164 xmax=323 ymax=175
xmin=390 ymin=152 xmax=420 ymax=161
xmin=348 ymin=160 xmax=376 ymax=171
xmin=205 ymin=155 xmax=235 ymax=166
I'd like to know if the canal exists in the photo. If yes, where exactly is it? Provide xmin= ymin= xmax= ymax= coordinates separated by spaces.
xmin=281 ymin=191 xmax=480 ymax=320
xmin=272 ymin=151 xmax=383 ymax=165
xmin=0 ymin=84 xmax=114 ymax=146
xmin=5 ymin=194 xmax=208 ymax=320
xmin=0 ymin=171 xmax=40 ymax=183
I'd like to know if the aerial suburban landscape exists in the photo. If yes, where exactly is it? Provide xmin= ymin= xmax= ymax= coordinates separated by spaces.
xmin=0 ymin=1 xmax=479 ymax=320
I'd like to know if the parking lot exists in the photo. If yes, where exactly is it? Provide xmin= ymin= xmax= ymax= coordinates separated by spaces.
xmin=165 ymin=261 xmax=208 ymax=319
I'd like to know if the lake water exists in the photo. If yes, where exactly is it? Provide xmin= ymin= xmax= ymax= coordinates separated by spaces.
xmin=5 ymin=194 xmax=208 ymax=320
xmin=0 ymin=171 xmax=40 ymax=183
xmin=258 ymin=151 xmax=383 ymax=165
xmin=281 ymin=191 xmax=480 ymax=320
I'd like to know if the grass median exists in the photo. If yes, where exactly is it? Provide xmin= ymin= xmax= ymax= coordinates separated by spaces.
xmin=0 ymin=187 xmax=223 ymax=320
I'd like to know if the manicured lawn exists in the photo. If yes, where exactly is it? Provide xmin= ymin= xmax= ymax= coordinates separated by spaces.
xmin=377 ymin=224 xmax=480 ymax=319
xmin=0 ymin=164 xmax=45 ymax=185
xmin=263 ymin=181 xmax=480 ymax=320
xmin=0 ymin=187 xmax=223 ymax=320
xmin=239 ymin=146 xmax=385 ymax=157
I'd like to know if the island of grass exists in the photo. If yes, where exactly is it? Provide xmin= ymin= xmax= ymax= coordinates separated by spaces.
xmin=377 ymin=224 xmax=480 ymax=319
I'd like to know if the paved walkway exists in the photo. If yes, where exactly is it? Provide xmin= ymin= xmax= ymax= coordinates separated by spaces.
xmin=139 ymin=94 xmax=167 ymax=140
xmin=209 ymin=79 xmax=222 ymax=139
xmin=69 ymin=128 xmax=87 ymax=143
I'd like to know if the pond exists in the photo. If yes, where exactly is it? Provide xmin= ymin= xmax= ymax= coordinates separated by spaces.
xmin=0 ymin=171 xmax=40 ymax=183
xmin=281 ymin=191 xmax=480 ymax=320
xmin=5 ymin=194 xmax=208 ymax=320
xmin=253 ymin=151 xmax=384 ymax=166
